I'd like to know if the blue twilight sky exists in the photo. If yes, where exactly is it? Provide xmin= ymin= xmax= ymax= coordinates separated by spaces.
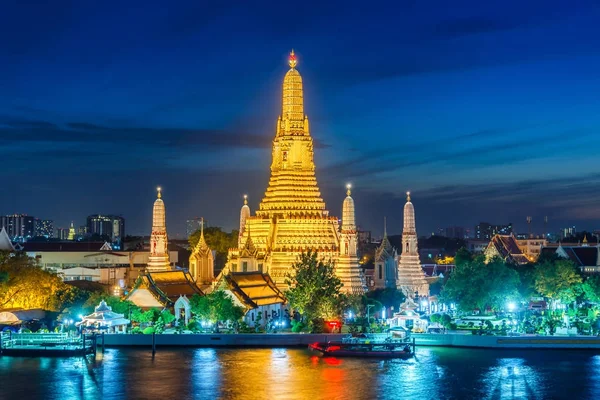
xmin=1 ymin=0 xmax=599 ymax=238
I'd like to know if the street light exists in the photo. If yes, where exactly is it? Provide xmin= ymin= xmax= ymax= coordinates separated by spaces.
xmin=507 ymin=302 xmax=516 ymax=312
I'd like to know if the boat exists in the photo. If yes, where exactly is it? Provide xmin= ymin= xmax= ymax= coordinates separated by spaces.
xmin=309 ymin=334 xmax=415 ymax=358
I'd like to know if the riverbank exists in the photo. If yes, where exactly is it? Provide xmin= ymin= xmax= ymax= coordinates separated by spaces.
xmin=101 ymin=333 xmax=345 ymax=348
xmin=413 ymin=333 xmax=600 ymax=349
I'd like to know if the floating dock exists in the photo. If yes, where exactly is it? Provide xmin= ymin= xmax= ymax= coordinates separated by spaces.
xmin=0 ymin=332 xmax=97 ymax=357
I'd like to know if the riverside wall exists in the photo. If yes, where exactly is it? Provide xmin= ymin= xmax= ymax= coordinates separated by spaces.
xmin=101 ymin=333 xmax=345 ymax=348
xmin=413 ymin=333 xmax=600 ymax=349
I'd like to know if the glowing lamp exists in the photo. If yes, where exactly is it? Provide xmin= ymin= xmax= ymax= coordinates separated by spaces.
xmin=507 ymin=302 xmax=516 ymax=312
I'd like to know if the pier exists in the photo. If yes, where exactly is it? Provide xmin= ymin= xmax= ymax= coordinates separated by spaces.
xmin=0 ymin=331 xmax=97 ymax=356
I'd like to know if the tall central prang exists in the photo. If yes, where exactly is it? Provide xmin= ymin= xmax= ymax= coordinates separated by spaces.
xmin=256 ymin=50 xmax=327 ymax=217
xmin=225 ymin=51 xmax=365 ymax=294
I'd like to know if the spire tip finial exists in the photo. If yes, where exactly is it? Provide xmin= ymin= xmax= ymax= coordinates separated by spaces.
xmin=157 ymin=186 xmax=162 ymax=199
xmin=288 ymin=49 xmax=297 ymax=69
xmin=346 ymin=183 xmax=352 ymax=196
xmin=243 ymin=194 xmax=248 ymax=205
xmin=406 ymin=191 xmax=411 ymax=202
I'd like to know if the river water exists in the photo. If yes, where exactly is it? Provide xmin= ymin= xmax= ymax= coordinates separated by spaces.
xmin=1 ymin=347 xmax=599 ymax=399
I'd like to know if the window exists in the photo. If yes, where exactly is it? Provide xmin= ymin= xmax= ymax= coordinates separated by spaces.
xmin=242 ymin=261 xmax=248 ymax=272
xmin=232 ymin=263 xmax=237 ymax=272
xmin=378 ymin=265 xmax=382 ymax=279
xmin=258 ymin=263 xmax=263 ymax=272
xmin=405 ymin=242 xmax=409 ymax=253
xmin=282 ymin=151 xmax=288 ymax=161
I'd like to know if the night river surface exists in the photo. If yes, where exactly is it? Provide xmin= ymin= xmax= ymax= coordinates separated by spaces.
xmin=1 ymin=347 xmax=600 ymax=399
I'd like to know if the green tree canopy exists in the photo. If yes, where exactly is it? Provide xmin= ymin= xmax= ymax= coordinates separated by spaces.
xmin=535 ymin=259 xmax=583 ymax=307
xmin=454 ymin=248 xmax=473 ymax=268
xmin=284 ymin=251 xmax=347 ymax=325
xmin=440 ymin=256 xmax=520 ymax=313
xmin=583 ymin=276 xmax=600 ymax=304
xmin=189 ymin=291 xmax=245 ymax=329
xmin=365 ymin=288 xmax=405 ymax=310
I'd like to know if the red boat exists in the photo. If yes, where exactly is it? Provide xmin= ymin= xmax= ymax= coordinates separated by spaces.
xmin=308 ymin=338 xmax=414 ymax=359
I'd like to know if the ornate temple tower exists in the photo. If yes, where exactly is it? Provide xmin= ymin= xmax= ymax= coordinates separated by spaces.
xmin=336 ymin=184 xmax=367 ymax=293
xmin=147 ymin=187 xmax=171 ymax=272
xmin=238 ymin=195 xmax=250 ymax=248
xmin=227 ymin=50 xmax=357 ymax=290
xmin=397 ymin=192 xmax=428 ymax=298
xmin=374 ymin=218 xmax=398 ymax=289
xmin=67 ymin=222 xmax=75 ymax=241
xmin=189 ymin=218 xmax=215 ymax=286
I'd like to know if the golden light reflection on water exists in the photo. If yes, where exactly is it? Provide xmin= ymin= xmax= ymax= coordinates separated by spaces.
xmin=2 ymin=347 xmax=600 ymax=399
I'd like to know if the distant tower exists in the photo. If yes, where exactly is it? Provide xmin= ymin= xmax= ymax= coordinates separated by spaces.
xmin=147 ymin=187 xmax=171 ymax=272
xmin=239 ymin=194 xmax=251 ymax=248
xmin=67 ymin=222 xmax=75 ymax=241
xmin=544 ymin=216 xmax=548 ymax=238
xmin=189 ymin=217 xmax=215 ymax=286
xmin=397 ymin=192 xmax=428 ymax=299
xmin=527 ymin=216 xmax=532 ymax=238
xmin=336 ymin=184 xmax=366 ymax=294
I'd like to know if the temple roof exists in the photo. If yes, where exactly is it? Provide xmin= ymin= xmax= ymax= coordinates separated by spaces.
xmin=0 ymin=227 xmax=15 ymax=251
xmin=223 ymin=272 xmax=286 ymax=308
xmin=78 ymin=300 xmax=130 ymax=327
xmin=487 ymin=235 xmax=530 ymax=265
xmin=129 ymin=270 xmax=203 ymax=307
xmin=552 ymin=245 xmax=600 ymax=267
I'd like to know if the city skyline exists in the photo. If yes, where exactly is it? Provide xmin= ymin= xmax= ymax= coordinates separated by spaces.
xmin=2 ymin=1 xmax=599 ymax=236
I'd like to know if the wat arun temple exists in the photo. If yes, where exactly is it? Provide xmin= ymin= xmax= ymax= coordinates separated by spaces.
xmin=224 ymin=51 xmax=367 ymax=294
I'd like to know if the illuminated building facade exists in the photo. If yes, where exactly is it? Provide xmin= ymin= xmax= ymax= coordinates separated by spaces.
xmin=475 ymin=221 xmax=513 ymax=240
xmin=225 ymin=51 xmax=365 ymax=294
xmin=147 ymin=187 xmax=171 ymax=272
xmin=0 ymin=214 xmax=35 ymax=241
xmin=34 ymin=219 xmax=53 ymax=238
xmin=86 ymin=214 xmax=125 ymax=249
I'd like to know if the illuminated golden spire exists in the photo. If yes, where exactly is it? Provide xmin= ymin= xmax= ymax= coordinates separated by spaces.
xmin=288 ymin=49 xmax=297 ymax=69
xmin=346 ymin=183 xmax=352 ymax=196
xmin=244 ymin=194 xmax=248 ymax=205
xmin=157 ymin=186 xmax=162 ymax=199
xmin=406 ymin=191 xmax=411 ymax=202
xmin=280 ymin=49 xmax=305 ymax=134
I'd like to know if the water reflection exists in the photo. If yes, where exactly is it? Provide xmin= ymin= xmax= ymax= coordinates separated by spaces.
xmin=1 ymin=347 xmax=600 ymax=399
xmin=481 ymin=358 xmax=541 ymax=400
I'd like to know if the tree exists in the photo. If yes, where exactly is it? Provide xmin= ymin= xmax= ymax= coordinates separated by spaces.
xmin=365 ymin=288 xmax=405 ymax=310
xmin=454 ymin=248 xmax=473 ymax=268
xmin=189 ymin=291 xmax=245 ymax=331
xmin=188 ymin=227 xmax=239 ymax=272
xmin=440 ymin=256 xmax=520 ymax=313
xmin=583 ymin=276 xmax=600 ymax=304
xmin=535 ymin=259 xmax=583 ymax=308
xmin=284 ymin=251 xmax=347 ymax=330
xmin=0 ymin=251 xmax=73 ymax=311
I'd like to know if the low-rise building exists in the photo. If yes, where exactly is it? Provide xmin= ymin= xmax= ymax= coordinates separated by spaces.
xmin=21 ymin=241 xmax=179 ymax=286
xmin=516 ymin=238 xmax=547 ymax=262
